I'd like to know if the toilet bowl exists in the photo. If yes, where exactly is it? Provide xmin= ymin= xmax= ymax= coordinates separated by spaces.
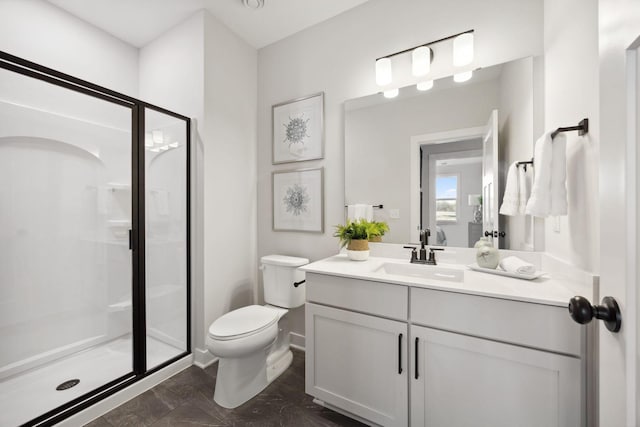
xmin=206 ymin=255 xmax=308 ymax=408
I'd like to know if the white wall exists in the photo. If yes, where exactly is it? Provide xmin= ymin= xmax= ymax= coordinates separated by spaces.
xmin=0 ymin=0 xmax=138 ymax=95
xmin=543 ymin=0 xmax=599 ymax=272
xmin=202 ymin=11 xmax=258 ymax=353
xmin=258 ymin=0 xmax=544 ymax=339
xmin=139 ymin=10 xmax=258 ymax=362
xmin=345 ymin=79 xmax=499 ymax=243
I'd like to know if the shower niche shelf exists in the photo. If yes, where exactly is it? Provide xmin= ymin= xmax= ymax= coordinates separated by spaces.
xmin=108 ymin=285 xmax=183 ymax=313
xmin=106 ymin=182 xmax=130 ymax=191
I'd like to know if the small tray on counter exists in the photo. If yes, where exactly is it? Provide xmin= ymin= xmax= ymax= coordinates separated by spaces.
xmin=467 ymin=263 xmax=546 ymax=280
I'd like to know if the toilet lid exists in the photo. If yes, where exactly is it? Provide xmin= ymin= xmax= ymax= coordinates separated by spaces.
xmin=208 ymin=305 xmax=278 ymax=341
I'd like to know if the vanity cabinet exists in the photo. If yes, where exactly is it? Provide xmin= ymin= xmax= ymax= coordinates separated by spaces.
xmin=305 ymin=303 xmax=408 ymax=427
xmin=304 ymin=272 xmax=587 ymax=427
xmin=409 ymin=325 xmax=581 ymax=427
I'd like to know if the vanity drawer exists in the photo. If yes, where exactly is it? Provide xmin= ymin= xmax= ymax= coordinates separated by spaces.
xmin=410 ymin=287 xmax=582 ymax=356
xmin=306 ymin=273 xmax=408 ymax=320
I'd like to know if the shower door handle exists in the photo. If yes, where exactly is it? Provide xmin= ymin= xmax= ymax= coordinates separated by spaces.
xmin=129 ymin=229 xmax=133 ymax=250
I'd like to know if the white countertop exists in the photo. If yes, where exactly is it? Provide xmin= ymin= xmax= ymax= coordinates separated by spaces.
xmin=300 ymin=254 xmax=595 ymax=307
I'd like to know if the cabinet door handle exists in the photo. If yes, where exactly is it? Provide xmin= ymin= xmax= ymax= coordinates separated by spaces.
xmin=414 ymin=337 xmax=419 ymax=379
xmin=398 ymin=333 xmax=403 ymax=374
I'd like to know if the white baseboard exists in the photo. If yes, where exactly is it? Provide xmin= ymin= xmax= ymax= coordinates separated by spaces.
xmin=290 ymin=332 xmax=305 ymax=351
xmin=60 ymin=354 xmax=193 ymax=427
xmin=193 ymin=347 xmax=217 ymax=368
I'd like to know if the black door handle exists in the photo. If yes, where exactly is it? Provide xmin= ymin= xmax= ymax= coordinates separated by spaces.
xmin=414 ymin=337 xmax=419 ymax=379
xmin=398 ymin=333 xmax=403 ymax=374
xmin=568 ymin=296 xmax=622 ymax=332
xmin=484 ymin=230 xmax=506 ymax=238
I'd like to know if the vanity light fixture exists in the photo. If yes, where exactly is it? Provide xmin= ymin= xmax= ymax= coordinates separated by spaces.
xmin=416 ymin=80 xmax=434 ymax=91
xmin=152 ymin=130 xmax=163 ymax=145
xmin=453 ymin=71 xmax=473 ymax=83
xmin=376 ymin=57 xmax=392 ymax=86
xmin=375 ymin=29 xmax=474 ymax=89
xmin=383 ymin=88 xmax=399 ymax=98
xmin=412 ymin=46 xmax=431 ymax=77
xmin=453 ymin=32 xmax=474 ymax=67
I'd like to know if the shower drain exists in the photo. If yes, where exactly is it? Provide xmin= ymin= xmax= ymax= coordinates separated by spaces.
xmin=56 ymin=379 xmax=80 ymax=391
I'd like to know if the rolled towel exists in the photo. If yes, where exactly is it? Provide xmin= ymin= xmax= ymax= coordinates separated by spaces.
xmin=499 ymin=256 xmax=536 ymax=275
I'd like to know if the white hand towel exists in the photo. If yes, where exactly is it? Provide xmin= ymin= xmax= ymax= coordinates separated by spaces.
xmin=499 ymin=162 xmax=520 ymax=216
xmin=550 ymin=133 xmax=568 ymax=215
xmin=517 ymin=163 xmax=529 ymax=214
xmin=499 ymin=256 xmax=536 ymax=275
xmin=525 ymin=132 xmax=553 ymax=217
xmin=347 ymin=204 xmax=373 ymax=222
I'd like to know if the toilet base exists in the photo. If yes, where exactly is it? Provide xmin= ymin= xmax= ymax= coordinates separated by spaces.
xmin=213 ymin=346 xmax=293 ymax=409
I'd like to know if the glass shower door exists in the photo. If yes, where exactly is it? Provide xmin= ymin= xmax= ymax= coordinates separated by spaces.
xmin=0 ymin=65 xmax=135 ymax=426
xmin=144 ymin=107 xmax=189 ymax=370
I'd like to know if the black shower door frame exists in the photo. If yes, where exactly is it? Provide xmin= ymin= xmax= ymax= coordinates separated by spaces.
xmin=0 ymin=50 xmax=191 ymax=427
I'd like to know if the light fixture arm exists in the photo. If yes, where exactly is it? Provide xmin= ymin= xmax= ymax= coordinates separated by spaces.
xmin=376 ymin=29 xmax=474 ymax=61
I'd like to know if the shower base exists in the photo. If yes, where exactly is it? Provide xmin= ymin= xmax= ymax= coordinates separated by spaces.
xmin=0 ymin=335 xmax=182 ymax=426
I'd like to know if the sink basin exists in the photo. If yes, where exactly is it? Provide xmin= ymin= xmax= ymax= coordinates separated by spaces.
xmin=374 ymin=262 xmax=464 ymax=283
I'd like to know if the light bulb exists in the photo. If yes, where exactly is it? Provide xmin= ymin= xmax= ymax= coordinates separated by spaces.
xmin=417 ymin=80 xmax=434 ymax=91
xmin=453 ymin=33 xmax=474 ymax=67
xmin=376 ymin=58 xmax=392 ymax=86
xmin=383 ymin=88 xmax=399 ymax=98
xmin=152 ymin=130 xmax=163 ymax=145
xmin=453 ymin=71 xmax=473 ymax=83
xmin=412 ymin=46 xmax=431 ymax=77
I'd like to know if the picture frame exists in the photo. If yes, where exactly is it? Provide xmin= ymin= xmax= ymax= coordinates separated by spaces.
xmin=272 ymin=167 xmax=324 ymax=233
xmin=272 ymin=92 xmax=324 ymax=164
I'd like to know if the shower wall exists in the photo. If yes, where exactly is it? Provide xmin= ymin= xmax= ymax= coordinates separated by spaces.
xmin=0 ymin=68 xmax=133 ymax=378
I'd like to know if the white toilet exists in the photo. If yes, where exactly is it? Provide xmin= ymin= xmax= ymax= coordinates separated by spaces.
xmin=206 ymin=254 xmax=308 ymax=408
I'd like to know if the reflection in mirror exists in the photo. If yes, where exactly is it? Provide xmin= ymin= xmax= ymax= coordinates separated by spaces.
xmin=345 ymin=56 xmax=540 ymax=250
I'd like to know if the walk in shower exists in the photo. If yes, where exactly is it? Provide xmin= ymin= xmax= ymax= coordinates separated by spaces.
xmin=0 ymin=52 xmax=190 ymax=426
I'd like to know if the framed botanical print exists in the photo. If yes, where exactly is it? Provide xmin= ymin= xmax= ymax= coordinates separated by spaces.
xmin=272 ymin=168 xmax=324 ymax=232
xmin=272 ymin=92 xmax=324 ymax=164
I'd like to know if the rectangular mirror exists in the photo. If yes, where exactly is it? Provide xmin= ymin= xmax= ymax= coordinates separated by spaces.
xmin=345 ymin=56 xmax=541 ymax=250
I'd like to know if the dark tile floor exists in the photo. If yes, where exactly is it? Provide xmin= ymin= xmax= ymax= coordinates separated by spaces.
xmin=85 ymin=350 xmax=366 ymax=427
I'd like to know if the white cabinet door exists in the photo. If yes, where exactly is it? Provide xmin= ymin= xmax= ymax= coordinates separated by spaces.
xmin=410 ymin=326 xmax=582 ymax=427
xmin=306 ymin=303 xmax=408 ymax=427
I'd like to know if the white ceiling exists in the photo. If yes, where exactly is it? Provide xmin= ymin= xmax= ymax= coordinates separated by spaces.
xmin=47 ymin=0 xmax=370 ymax=49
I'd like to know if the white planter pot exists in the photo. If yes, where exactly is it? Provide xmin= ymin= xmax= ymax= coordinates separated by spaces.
xmin=347 ymin=250 xmax=370 ymax=261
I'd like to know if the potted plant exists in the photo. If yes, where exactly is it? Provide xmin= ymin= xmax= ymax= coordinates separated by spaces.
xmin=367 ymin=221 xmax=390 ymax=242
xmin=334 ymin=219 xmax=371 ymax=261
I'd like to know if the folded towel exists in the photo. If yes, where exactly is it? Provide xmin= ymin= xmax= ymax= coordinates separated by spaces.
xmin=347 ymin=204 xmax=373 ymax=222
xmin=550 ymin=133 xmax=568 ymax=215
xmin=525 ymin=132 xmax=553 ymax=217
xmin=500 ymin=256 xmax=536 ymax=275
xmin=499 ymin=162 xmax=520 ymax=216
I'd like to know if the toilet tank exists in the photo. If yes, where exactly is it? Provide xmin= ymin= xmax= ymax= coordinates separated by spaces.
xmin=261 ymin=255 xmax=309 ymax=308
